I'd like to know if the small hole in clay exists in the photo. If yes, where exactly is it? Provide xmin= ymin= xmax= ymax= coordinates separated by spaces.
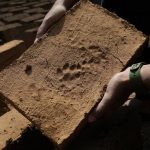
xmin=25 ymin=65 xmax=32 ymax=75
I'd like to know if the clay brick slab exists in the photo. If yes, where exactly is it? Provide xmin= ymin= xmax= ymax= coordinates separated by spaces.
xmin=21 ymin=14 xmax=45 ymax=22
xmin=9 ymin=7 xmax=28 ymax=13
xmin=35 ymin=18 xmax=43 ymax=23
xmin=0 ymin=7 xmax=20 ymax=13
xmin=0 ymin=21 xmax=4 ymax=26
xmin=0 ymin=23 xmax=21 ymax=32
xmin=25 ymin=27 xmax=38 ymax=33
xmin=0 ymin=40 xmax=25 ymax=69
xmin=33 ymin=2 xmax=51 ymax=7
xmin=24 ymin=8 xmax=47 ymax=14
xmin=4 ymin=14 xmax=29 ymax=23
xmin=0 ymin=109 xmax=31 ymax=149
xmin=0 ymin=2 xmax=8 ymax=6
xmin=9 ymin=1 xmax=26 ymax=5
xmin=0 ymin=13 xmax=13 ymax=19
xmin=22 ymin=2 xmax=39 ymax=7
xmin=0 ymin=0 xmax=147 ymax=146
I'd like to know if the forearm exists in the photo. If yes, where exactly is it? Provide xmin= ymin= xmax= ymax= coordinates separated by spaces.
xmin=96 ymin=68 xmax=132 ymax=116
xmin=88 ymin=68 xmax=132 ymax=122
xmin=89 ymin=64 xmax=150 ymax=122
xmin=140 ymin=64 xmax=150 ymax=89
xmin=36 ymin=0 xmax=74 ymax=39
xmin=42 ymin=4 xmax=66 ymax=30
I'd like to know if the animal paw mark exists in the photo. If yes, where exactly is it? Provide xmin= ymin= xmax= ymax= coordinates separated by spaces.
xmin=57 ymin=68 xmax=62 ymax=74
xmin=63 ymin=63 xmax=69 ymax=70
xmin=63 ymin=73 xmax=71 ymax=81
xmin=70 ymin=64 xmax=76 ymax=70
xmin=58 ymin=62 xmax=83 ymax=81
xmin=82 ymin=60 xmax=87 ymax=65
xmin=75 ymin=72 xmax=81 ymax=78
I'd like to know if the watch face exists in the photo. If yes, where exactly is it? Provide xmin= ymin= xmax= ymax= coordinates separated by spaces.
xmin=131 ymin=63 xmax=140 ymax=71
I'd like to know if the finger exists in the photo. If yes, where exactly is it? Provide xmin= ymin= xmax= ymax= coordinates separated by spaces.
xmin=34 ymin=38 xmax=39 ymax=44
xmin=88 ymin=102 xmax=106 ymax=123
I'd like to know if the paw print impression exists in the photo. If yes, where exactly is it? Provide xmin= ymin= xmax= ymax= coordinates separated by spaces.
xmin=57 ymin=62 xmax=84 ymax=81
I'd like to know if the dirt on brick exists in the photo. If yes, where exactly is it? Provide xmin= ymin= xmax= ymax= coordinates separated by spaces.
xmin=0 ymin=109 xmax=30 ymax=149
xmin=0 ymin=0 xmax=147 ymax=146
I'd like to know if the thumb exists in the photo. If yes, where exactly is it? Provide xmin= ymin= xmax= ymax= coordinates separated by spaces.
xmin=34 ymin=38 xmax=40 ymax=44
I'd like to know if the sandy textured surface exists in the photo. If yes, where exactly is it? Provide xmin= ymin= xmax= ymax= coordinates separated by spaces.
xmin=0 ymin=40 xmax=25 ymax=70
xmin=0 ymin=0 xmax=147 ymax=145
xmin=0 ymin=109 xmax=30 ymax=149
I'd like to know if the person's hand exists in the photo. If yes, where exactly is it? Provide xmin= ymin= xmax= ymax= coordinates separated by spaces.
xmin=34 ymin=22 xmax=48 ymax=44
xmin=34 ymin=0 xmax=73 ymax=44
xmin=88 ymin=68 xmax=132 ymax=123
xmin=34 ymin=38 xmax=40 ymax=44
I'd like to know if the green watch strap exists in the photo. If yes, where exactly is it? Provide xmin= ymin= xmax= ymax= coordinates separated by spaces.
xmin=129 ymin=62 xmax=147 ymax=97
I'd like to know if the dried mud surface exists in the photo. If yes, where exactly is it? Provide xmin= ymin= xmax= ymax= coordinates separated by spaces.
xmin=0 ymin=109 xmax=30 ymax=149
xmin=0 ymin=0 xmax=147 ymax=145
